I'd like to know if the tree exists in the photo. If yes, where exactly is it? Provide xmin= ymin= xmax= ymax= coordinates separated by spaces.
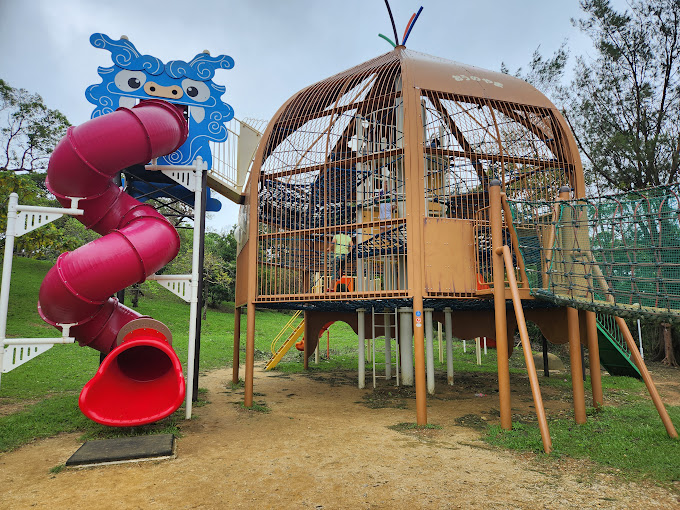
xmin=203 ymin=228 xmax=238 ymax=309
xmin=0 ymin=171 xmax=98 ymax=259
xmin=510 ymin=1 xmax=680 ymax=365
xmin=566 ymin=0 xmax=680 ymax=191
xmin=568 ymin=0 xmax=680 ymax=366
xmin=0 ymin=78 xmax=70 ymax=173
xmin=501 ymin=42 xmax=570 ymax=100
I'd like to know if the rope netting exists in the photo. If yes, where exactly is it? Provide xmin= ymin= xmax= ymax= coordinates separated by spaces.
xmin=507 ymin=185 xmax=680 ymax=323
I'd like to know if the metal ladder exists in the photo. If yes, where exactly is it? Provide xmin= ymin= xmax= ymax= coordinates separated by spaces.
xmin=265 ymin=310 xmax=304 ymax=371
xmin=370 ymin=307 xmax=400 ymax=388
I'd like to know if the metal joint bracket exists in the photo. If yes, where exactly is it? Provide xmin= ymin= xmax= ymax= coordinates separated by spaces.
xmin=145 ymin=157 xmax=207 ymax=193
xmin=147 ymin=274 xmax=192 ymax=302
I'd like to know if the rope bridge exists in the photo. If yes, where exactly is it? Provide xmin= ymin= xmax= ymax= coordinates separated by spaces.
xmin=506 ymin=185 xmax=680 ymax=323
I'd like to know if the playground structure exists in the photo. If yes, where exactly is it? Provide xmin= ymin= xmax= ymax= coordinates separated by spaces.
xmin=0 ymin=24 xmax=677 ymax=449
xmin=0 ymin=34 xmax=265 ymax=426
xmin=234 ymin=44 xmax=678 ymax=452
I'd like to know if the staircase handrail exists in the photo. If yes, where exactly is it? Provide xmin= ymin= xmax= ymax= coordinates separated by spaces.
xmin=270 ymin=310 xmax=303 ymax=356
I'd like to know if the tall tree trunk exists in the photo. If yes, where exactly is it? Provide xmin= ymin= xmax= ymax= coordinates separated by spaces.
xmin=660 ymin=323 xmax=677 ymax=367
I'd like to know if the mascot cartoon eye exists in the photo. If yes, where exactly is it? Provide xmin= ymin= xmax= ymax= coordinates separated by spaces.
xmin=114 ymin=70 xmax=147 ymax=92
xmin=181 ymin=79 xmax=210 ymax=102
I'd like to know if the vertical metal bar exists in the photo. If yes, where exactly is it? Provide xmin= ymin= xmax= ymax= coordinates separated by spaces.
xmin=186 ymin=159 xmax=205 ymax=418
xmin=444 ymin=307 xmax=453 ymax=385
xmin=542 ymin=335 xmax=550 ymax=377
xmin=358 ymin=308 xmax=365 ymax=389
xmin=394 ymin=308 xmax=400 ymax=387
xmin=0 ymin=193 xmax=19 ymax=387
xmin=192 ymin=167 xmax=208 ymax=401
xmin=438 ymin=322 xmax=443 ymax=363
xmin=303 ymin=311 xmax=309 ymax=371
xmin=637 ymin=318 xmax=644 ymax=359
xmin=489 ymin=180 xmax=512 ymax=430
xmin=384 ymin=310 xmax=392 ymax=379
xmin=372 ymin=307 xmax=376 ymax=389
xmin=425 ymin=308 xmax=434 ymax=395
xmin=398 ymin=307 xmax=413 ymax=385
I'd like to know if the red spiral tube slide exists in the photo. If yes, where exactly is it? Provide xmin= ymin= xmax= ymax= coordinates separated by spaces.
xmin=38 ymin=99 xmax=189 ymax=426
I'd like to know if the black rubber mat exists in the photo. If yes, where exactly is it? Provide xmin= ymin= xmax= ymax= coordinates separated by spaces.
xmin=65 ymin=434 xmax=175 ymax=467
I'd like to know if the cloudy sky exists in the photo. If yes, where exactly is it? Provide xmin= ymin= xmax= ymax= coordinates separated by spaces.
xmin=0 ymin=0 xmax=625 ymax=230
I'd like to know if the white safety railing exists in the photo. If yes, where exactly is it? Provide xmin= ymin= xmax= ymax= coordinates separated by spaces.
xmin=0 ymin=193 xmax=83 ymax=383
xmin=208 ymin=118 xmax=266 ymax=198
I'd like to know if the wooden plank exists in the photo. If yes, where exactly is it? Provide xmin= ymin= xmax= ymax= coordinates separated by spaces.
xmin=423 ymin=218 xmax=476 ymax=293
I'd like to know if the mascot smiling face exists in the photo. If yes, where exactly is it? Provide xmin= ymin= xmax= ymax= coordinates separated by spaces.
xmin=85 ymin=33 xmax=234 ymax=169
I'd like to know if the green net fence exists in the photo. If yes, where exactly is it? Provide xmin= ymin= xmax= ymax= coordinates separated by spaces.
xmin=507 ymin=185 xmax=680 ymax=323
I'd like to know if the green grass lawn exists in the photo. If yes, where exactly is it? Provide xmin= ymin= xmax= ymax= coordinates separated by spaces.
xmin=1 ymin=257 xmax=679 ymax=487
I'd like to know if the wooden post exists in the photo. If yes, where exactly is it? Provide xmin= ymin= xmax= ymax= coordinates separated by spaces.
xmin=585 ymin=310 xmax=603 ymax=408
xmin=401 ymin=53 xmax=428 ymax=425
xmin=615 ymin=317 xmax=678 ymax=438
xmin=489 ymin=180 xmax=512 ymax=430
xmin=567 ymin=307 xmax=587 ymax=424
xmin=244 ymin=301 xmax=255 ymax=408
xmin=500 ymin=245 xmax=552 ymax=453
xmin=232 ymin=306 xmax=241 ymax=384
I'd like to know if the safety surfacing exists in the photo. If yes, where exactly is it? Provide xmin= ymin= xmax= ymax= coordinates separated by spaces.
xmin=65 ymin=434 xmax=176 ymax=468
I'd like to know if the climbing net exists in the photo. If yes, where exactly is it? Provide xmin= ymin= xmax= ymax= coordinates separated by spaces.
xmin=507 ymin=184 xmax=680 ymax=323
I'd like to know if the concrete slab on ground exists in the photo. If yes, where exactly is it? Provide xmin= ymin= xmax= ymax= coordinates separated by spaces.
xmin=65 ymin=434 xmax=175 ymax=468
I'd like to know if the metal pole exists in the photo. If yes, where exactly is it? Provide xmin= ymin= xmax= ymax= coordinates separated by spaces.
xmin=0 ymin=194 xmax=18 ymax=388
xmin=444 ymin=307 xmax=453 ymax=385
xmin=542 ymin=335 xmax=549 ymax=377
xmin=425 ymin=308 xmax=434 ymax=395
xmin=384 ymin=311 xmax=392 ymax=379
xmin=186 ymin=158 xmax=205 ymax=419
xmin=358 ymin=308 xmax=365 ymax=389
xmin=303 ymin=311 xmax=309 ymax=371
xmin=438 ymin=322 xmax=443 ymax=363
xmin=637 ymin=318 xmax=644 ymax=360
xmin=232 ymin=307 xmax=241 ymax=383
xmin=192 ymin=168 xmax=208 ymax=400
xmin=489 ymin=180 xmax=512 ymax=430
xmin=111 ymin=171 xmax=126 ymax=367
xmin=398 ymin=307 xmax=414 ymax=385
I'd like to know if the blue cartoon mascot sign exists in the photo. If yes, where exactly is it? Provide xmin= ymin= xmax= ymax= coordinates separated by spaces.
xmin=85 ymin=33 xmax=234 ymax=169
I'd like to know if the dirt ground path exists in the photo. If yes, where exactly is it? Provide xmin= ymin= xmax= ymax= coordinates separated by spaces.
xmin=1 ymin=363 xmax=679 ymax=509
